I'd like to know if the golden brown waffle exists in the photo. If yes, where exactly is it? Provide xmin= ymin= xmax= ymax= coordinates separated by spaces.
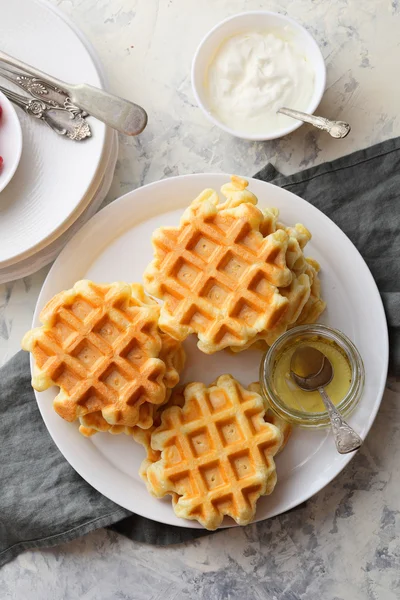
xmin=271 ymin=221 xmax=325 ymax=328
xmin=258 ymin=207 xmax=279 ymax=237
xmin=281 ymin=223 xmax=311 ymax=275
xmin=145 ymin=374 xmax=283 ymax=530
xmin=230 ymin=209 xmax=324 ymax=351
xmin=231 ymin=271 xmax=312 ymax=351
xmin=144 ymin=176 xmax=293 ymax=354
xmin=136 ymin=381 xmax=291 ymax=496
xmin=293 ymin=258 xmax=326 ymax=326
xmin=78 ymin=400 xmax=162 ymax=436
xmin=133 ymin=388 xmax=186 ymax=491
xmin=78 ymin=333 xmax=186 ymax=436
xmin=230 ymin=227 xmax=312 ymax=351
xmin=247 ymin=382 xmax=292 ymax=450
xmin=22 ymin=281 xmax=185 ymax=431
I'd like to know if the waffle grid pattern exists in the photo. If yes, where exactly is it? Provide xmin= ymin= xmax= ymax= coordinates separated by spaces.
xmin=22 ymin=282 xmax=177 ymax=429
xmin=145 ymin=185 xmax=293 ymax=353
xmin=79 ymin=333 xmax=186 ymax=436
xmin=146 ymin=375 xmax=283 ymax=529
xmin=248 ymin=382 xmax=292 ymax=450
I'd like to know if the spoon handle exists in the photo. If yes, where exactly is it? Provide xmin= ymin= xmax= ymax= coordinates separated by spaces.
xmin=278 ymin=107 xmax=351 ymax=139
xmin=318 ymin=387 xmax=362 ymax=454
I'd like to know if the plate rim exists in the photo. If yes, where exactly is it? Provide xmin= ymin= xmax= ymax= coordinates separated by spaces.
xmin=0 ymin=131 xmax=118 ymax=284
xmin=30 ymin=172 xmax=389 ymax=529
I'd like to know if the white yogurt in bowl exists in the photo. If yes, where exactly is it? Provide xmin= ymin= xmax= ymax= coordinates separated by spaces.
xmin=206 ymin=31 xmax=315 ymax=135
xmin=192 ymin=12 xmax=326 ymax=141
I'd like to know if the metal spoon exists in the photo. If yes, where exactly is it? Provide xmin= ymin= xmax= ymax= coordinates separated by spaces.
xmin=278 ymin=107 xmax=351 ymax=139
xmin=290 ymin=346 xmax=362 ymax=454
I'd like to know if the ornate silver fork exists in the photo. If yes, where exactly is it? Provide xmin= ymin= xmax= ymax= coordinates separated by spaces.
xmin=0 ymin=49 xmax=147 ymax=136
xmin=0 ymin=64 xmax=86 ymax=116
xmin=0 ymin=85 xmax=91 ymax=141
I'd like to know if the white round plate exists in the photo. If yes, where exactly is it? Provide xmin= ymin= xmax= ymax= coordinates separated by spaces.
xmin=0 ymin=0 xmax=108 ymax=267
xmin=0 ymin=90 xmax=23 ymax=193
xmin=31 ymin=174 xmax=388 ymax=529
xmin=0 ymin=131 xmax=118 ymax=284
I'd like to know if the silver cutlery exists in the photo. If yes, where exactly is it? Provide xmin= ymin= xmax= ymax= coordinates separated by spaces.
xmin=290 ymin=346 xmax=362 ymax=454
xmin=0 ymin=49 xmax=147 ymax=136
xmin=278 ymin=107 xmax=351 ymax=139
xmin=0 ymin=64 xmax=86 ymax=116
xmin=0 ymin=85 xmax=91 ymax=141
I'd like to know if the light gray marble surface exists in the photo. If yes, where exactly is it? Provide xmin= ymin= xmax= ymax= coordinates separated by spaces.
xmin=1 ymin=0 xmax=400 ymax=597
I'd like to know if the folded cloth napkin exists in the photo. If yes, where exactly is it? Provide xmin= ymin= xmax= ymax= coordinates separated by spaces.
xmin=1 ymin=137 xmax=398 ymax=568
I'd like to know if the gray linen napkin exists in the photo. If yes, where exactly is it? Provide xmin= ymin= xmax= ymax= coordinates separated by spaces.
xmin=1 ymin=137 xmax=398 ymax=568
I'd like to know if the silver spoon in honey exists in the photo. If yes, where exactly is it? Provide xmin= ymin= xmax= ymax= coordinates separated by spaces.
xmin=290 ymin=346 xmax=362 ymax=454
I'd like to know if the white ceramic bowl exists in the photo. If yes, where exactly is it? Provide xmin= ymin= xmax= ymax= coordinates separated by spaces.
xmin=191 ymin=11 xmax=326 ymax=141
xmin=0 ymin=90 xmax=23 ymax=193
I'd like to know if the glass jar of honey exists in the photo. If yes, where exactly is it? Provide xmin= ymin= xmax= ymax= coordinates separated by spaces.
xmin=259 ymin=324 xmax=365 ymax=428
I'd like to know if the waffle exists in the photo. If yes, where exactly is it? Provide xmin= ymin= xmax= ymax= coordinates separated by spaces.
xmin=281 ymin=223 xmax=311 ymax=275
xmin=230 ymin=271 xmax=312 ymax=351
xmin=230 ymin=223 xmax=313 ymax=351
xmin=133 ymin=387 xmax=186 ymax=490
xmin=144 ymin=175 xmax=293 ymax=354
xmin=271 ymin=221 xmax=325 ymax=328
xmin=144 ymin=374 xmax=283 ymax=530
xmin=247 ymin=382 xmax=292 ymax=450
xmin=232 ymin=204 xmax=325 ymax=351
xmin=292 ymin=258 xmax=326 ymax=326
xmin=22 ymin=281 xmax=185 ymax=431
xmin=136 ymin=380 xmax=291 ymax=496
xmin=78 ymin=399 xmax=162 ymax=436
xmin=78 ymin=333 xmax=185 ymax=436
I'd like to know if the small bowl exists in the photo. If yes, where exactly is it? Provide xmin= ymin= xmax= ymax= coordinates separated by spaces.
xmin=0 ymin=90 xmax=23 ymax=194
xmin=259 ymin=324 xmax=365 ymax=428
xmin=191 ymin=11 xmax=326 ymax=141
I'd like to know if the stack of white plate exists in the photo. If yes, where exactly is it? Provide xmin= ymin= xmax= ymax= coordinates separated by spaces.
xmin=0 ymin=0 xmax=118 ymax=283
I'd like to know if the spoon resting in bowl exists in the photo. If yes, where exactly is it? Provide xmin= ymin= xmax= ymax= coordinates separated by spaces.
xmin=290 ymin=346 xmax=362 ymax=454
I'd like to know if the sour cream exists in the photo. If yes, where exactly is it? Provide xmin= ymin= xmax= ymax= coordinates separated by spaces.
xmin=205 ymin=30 xmax=315 ymax=135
